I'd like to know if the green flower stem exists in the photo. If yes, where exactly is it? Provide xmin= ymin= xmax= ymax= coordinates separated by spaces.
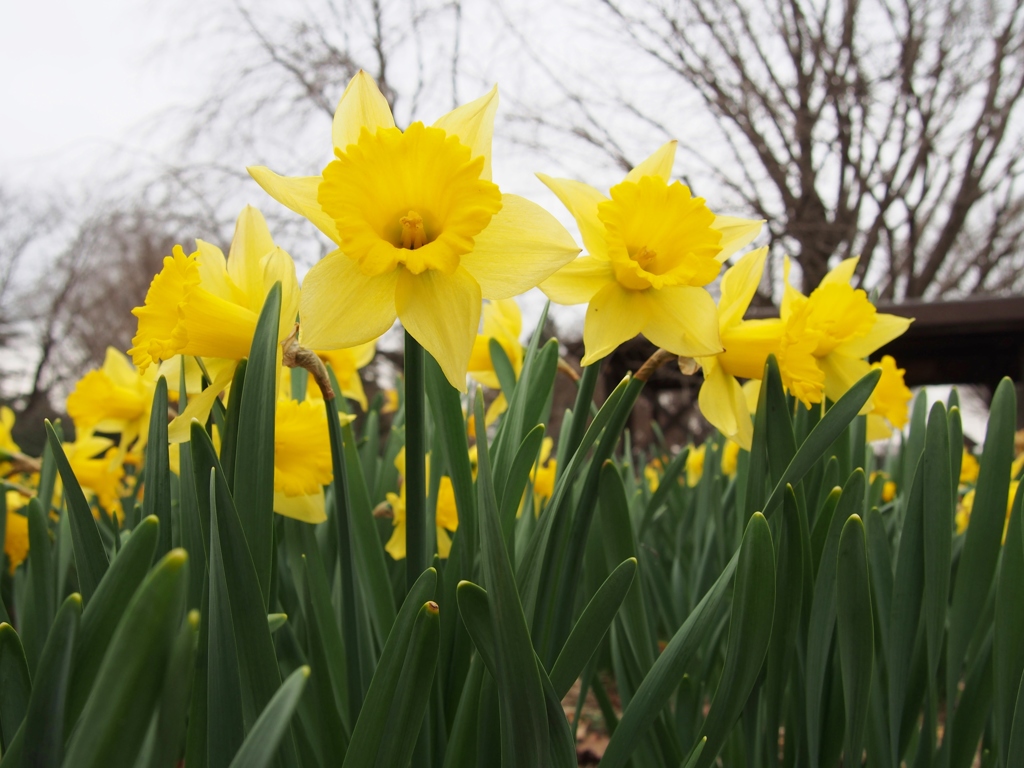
xmin=404 ymin=330 xmax=427 ymax=590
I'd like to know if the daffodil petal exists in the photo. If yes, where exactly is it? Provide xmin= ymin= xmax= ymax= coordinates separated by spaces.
xmin=102 ymin=347 xmax=141 ymax=389
xmin=698 ymin=358 xmax=754 ymax=450
xmin=351 ymin=339 xmax=378 ymax=369
xmin=462 ymin=194 xmax=580 ymax=299
xmin=168 ymin=365 xmax=236 ymax=444
xmin=228 ymin=206 xmax=277 ymax=312
xmin=332 ymin=70 xmax=395 ymax=151
xmin=396 ymin=267 xmax=481 ymax=391
xmin=581 ymin=283 xmax=649 ymax=365
xmin=539 ymin=256 xmax=615 ymax=305
xmin=385 ymin=518 xmax=406 ymax=560
xmin=274 ymin=491 xmax=327 ymax=524
xmin=247 ymin=166 xmax=341 ymax=245
xmin=261 ymin=247 xmax=301 ymax=342
xmin=433 ymin=85 xmax=498 ymax=180
xmin=535 ymin=174 xmax=609 ymax=260
xmin=713 ymin=215 xmax=765 ymax=262
xmin=821 ymin=256 xmax=860 ymax=287
xmin=625 ymin=140 xmax=677 ymax=183
xmin=341 ymin=371 xmax=368 ymax=411
xmin=643 ymin=286 xmax=723 ymax=357
xmin=718 ymin=247 xmax=768 ymax=329
xmin=194 ymin=240 xmax=239 ymax=303
xmin=299 ymin=251 xmax=399 ymax=350
xmin=835 ymin=312 xmax=913 ymax=359
xmin=820 ymin=354 xmax=873 ymax=409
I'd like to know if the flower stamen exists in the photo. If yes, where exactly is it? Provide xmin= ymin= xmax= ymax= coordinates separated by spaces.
xmin=400 ymin=211 xmax=427 ymax=250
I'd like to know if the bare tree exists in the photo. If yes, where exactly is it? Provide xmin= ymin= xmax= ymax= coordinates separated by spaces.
xmin=503 ymin=0 xmax=1024 ymax=299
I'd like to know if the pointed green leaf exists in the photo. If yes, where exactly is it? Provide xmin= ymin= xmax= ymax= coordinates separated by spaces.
xmin=21 ymin=593 xmax=79 ymax=768
xmin=143 ymin=377 xmax=173 ymax=557
xmin=836 ymin=514 xmax=873 ymax=765
xmin=228 ymin=667 xmax=310 ymax=768
xmin=44 ymin=421 xmax=109 ymax=603
xmin=232 ymin=282 xmax=282 ymax=603
xmin=63 ymin=550 xmax=188 ymax=768
xmin=0 ymin=623 xmax=30 ymax=751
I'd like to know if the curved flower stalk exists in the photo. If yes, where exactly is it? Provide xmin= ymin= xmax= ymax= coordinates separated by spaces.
xmin=129 ymin=206 xmax=301 ymax=440
xmin=538 ymin=140 xmax=763 ymax=365
xmin=66 ymin=347 xmax=158 ymax=451
xmin=779 ymin=256 xmax=912 ymax=408
xmin=315 ymin=340 xmax=378 ymax=410
xmin=468 ymin=298 xmax=523 ymax=423
xmin=249 ymin=71 xmax=579 ymax=390
xmin=384 ymin=448 xmax=459 ymax=559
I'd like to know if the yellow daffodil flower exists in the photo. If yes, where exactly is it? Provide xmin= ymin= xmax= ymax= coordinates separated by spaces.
xmin=960 ymin=449 xmax=980 ymax=485
xmin=382 ymin=389 xmax=400 ymax=414
xmin=644 ymin=463 xmax=661 ymax=492
xmin=538 ymin=140 xmax=762 ymax=365
xmin=4 ymin=490 xmax=29 ymax=573
xmin=131 ymin=206 xmax=301 ymax=441
xmin=686 ymin=444 xmax=706 ymax=487
xmin=882 ymin=481 xmax=897 ymax=503
xmin=315 ymin=340 xmax=377 ymax=410
xmin=694 ymin=247 xmax=817 ymax=450
xmin=273 ymin=397 xmax=341 ymax=524
xmin=385 ymin=448 xmax=459 ymax=559
xmin=60 ymin=436 xmax=126 ymax=520
xmin=956 ymin=480 xmax=1020 ymax=544
xmin=468 ymin=299 xmax=523 ymax=423
xmin=780 ymin=256 xmax=912 ymax=408
xmin=0 ymin=407 xmax=21 ymax=474
xmin=528 ymin=437 xmax=557 ymax=515
xmin=866 ymin=355 xmax=913 ymax=441
xmin=66 ymin=347 xmax=157 ymax=450
xmin=249 ymin=71 xmax=579 ymax=390
xmin=720 ymin=440 xmax=741 ymax=477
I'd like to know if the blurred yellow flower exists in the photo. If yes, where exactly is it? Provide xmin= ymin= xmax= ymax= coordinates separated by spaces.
xmin=882 ymin=481 xmax=897 ymax=503
xmin=250 ymin=71 xmax=578 ymax=390
xmin=61 ymin=436 xmax=126 ymax=520
xmin=644 ymin=463 xmax=661 ymax=492
xmin=530 ymin=437 xmax=557 ymax=513
xmin=780 ymin=257 xmax=912 ymax=408
xmin=956 ymin=481 xmax=1020 ymax=544
xmin=686 ymin=444 xmax=706 ymax=487
xmin=4 ymin=490 xmax=29 ymax=573
xmin=273 ymin=398 xmax=342 ymax=524
xmin=866 ymin=355 xmax=913 ymax=440
xmin=67 ymin=348 xmax=157 ymax=450
xmin=720 ymin=440 xmax=741 ymax=477
xmin=382 ymin=389 xmax=400 ymax=414
xmin=540 ymin=141 xmax=762 ymax=365
xmin=0 ymin=407 xmax=21 ymax=475
xmin=315 ymin=340 xmax=377 ymax=410
xmin=960 ymin=449 xmax=980 ymax=485
xmin=385 ymin=448 xmax=459 ymax=559
xmin=468 ymin=299 xmax=523 ymax=423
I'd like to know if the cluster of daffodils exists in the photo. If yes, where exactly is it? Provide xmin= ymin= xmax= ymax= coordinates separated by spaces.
xmin=956 ymin=437 xmax=1024 ymax=542
xmin=4 ymin=70 xmax=921 ymax=571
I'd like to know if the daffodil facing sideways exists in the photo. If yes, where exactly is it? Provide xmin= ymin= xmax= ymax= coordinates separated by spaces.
xmin=384 ymin=448 xmax=459 ymax=559
xmin=66 ymin=347 xmax=158 ymax=451
xmin=60 ymin=436 xmax=127 ymax=520
xmin=468 ymin=298 xmax=523 ymax=423
xmin=538 ymin=140 xmax=763 ymax=366
xmin=692 ymin=247 xmax=819 ymax=450
xmin=779 ymin=256 xmax=912 ymax=409
xmin=248 ymin=71 xmax=579 ymax=390
xmin=130 ymin=206 xmax=301 ymax=440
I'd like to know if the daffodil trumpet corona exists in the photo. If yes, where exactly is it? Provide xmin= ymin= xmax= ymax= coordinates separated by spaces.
xmin=248 ymin=70 xmax=580 ymax=391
